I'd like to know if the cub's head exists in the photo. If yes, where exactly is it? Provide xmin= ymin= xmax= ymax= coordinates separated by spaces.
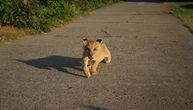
xmin=82 ymin=38 xmax=103 ymax=60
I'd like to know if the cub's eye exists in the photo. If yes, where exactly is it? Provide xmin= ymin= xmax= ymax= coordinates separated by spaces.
xmin=94 ymin=48 xmax=97 ymax=51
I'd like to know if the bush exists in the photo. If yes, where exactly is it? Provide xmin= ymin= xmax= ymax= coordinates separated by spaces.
xmin=0 ymin=0 xmax=120 ymax=32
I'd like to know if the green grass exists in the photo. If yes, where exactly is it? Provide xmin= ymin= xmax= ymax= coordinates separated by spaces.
xmin=165 ymin=2 xmax=193 ymax=31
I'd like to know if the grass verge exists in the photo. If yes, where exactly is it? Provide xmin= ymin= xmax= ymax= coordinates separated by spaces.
xmin=0 ymin=26 xmax=34 ymax=44
xmin=0 ymin=0 xmax=121 ymax=44
xmin=165 ymin=2 xmax=193 ymax=31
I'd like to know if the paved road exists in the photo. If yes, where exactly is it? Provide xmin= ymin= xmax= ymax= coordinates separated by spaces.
xmin=0 ymin=1 xmax=193 ymax=110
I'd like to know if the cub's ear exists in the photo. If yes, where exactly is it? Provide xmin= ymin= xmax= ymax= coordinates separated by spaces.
xmin=96 ymin=39 xmax=102 ymax=43
xmin=82 ymin=38 xmax=88 ymax=45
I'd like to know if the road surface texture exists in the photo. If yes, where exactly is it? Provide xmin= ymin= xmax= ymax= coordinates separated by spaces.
xmin=0 ymin=1 xmax=193 ymax=110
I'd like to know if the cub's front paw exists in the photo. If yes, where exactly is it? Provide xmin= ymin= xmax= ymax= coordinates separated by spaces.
xmin=90 ymin=69 xmax=97 ymax=75
xmin=84 ymin=70 xmax=91 ymax=78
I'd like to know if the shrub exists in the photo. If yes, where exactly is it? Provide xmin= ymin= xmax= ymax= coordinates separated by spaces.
xmin=0 ymin=0 xmax=120 ymax=32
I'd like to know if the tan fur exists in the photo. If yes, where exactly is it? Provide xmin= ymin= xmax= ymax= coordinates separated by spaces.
xmin=82 ymin=38 xmax=111 ymax=78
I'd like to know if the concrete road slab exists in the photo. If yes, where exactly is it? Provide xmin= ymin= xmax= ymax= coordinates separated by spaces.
xmin=0 ymin=1 xmax=193 ymax=110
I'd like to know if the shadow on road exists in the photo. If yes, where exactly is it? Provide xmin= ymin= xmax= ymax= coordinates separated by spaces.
xmin=82 ymin=104 xmax=107 ymax=110
xmin=16 ymin=55 xmax=85 ymax=78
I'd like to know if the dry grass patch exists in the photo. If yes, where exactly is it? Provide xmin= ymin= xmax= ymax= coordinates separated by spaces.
xmin=0 ymin=26 xmax=31 ymax=44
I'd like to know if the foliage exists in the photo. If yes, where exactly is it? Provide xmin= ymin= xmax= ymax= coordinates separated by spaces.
xmin=167 ymin=2 xmax=193 ymax=30
xmin=0 ymin=0 xmax=120 ymax=32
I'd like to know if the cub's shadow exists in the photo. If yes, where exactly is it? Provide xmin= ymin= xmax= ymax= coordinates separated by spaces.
xmin=16 ymin=55 xmax=85 ymax=78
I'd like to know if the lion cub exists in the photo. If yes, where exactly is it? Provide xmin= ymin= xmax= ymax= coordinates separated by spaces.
xmin=82 ymin=38 xmax=111 ymax=78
